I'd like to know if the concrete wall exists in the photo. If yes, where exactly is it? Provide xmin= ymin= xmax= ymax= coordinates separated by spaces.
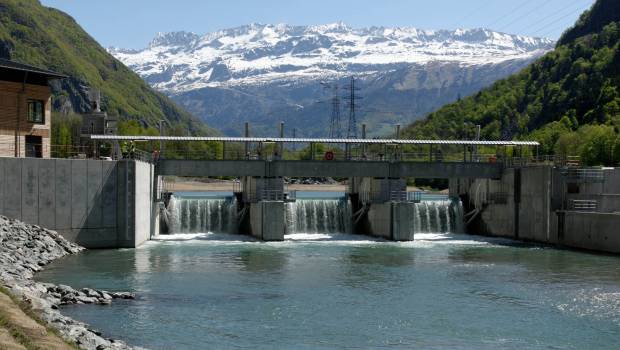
xmin=469 ymin=167 xmax=554 ymax=242
xmin=0 ymin=157 xmax=153 ymax=248
xmin=517 ymin=166 xmax=555 ymax=243
xmin=249 ymin=201 xmax=284 ymax=241
xmin=366 ymin=203 xmax=392 ymax=239
xmin=391 ymin=202 xmax=415 ymax=241
xmin=365 ymin=202 xmax=414 ymax=241
xmin=559 ymin=212 xmax=620 ymax=253
xmin=470 ymin=165 xmax=620 ymax=254
xmin=132 ymin=161 xmax=154 ymax=247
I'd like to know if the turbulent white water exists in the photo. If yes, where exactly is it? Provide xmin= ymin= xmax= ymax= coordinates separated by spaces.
xmin=166 ymin=194 xmax=463 ymax=236
xmin=167 ymin=196 xmax=238 ymax=234
xmin=412 ymin=199 xmax=464 ymax=234
xmin=285 ymin=199 xmax=351 ymax=234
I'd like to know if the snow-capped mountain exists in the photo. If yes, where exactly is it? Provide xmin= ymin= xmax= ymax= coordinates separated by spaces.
xmin=110 ymin=23 xmax=554 ymax=136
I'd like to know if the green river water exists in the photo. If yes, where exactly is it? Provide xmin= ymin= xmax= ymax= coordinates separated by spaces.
xmin=37 ymin=231 xmax=620 ymax=349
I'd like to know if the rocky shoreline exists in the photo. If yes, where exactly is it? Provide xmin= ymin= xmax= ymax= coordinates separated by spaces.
xmin=0 ymin=215 xmax=144 ymax=350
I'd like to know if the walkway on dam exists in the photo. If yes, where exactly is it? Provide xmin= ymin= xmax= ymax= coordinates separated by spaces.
xmin=91 ymin=136 xmax=539 ymax=179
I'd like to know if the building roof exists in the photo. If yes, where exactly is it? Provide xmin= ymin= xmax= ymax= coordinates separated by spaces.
xmin=0 ymin=58 xmax=67 ymax=79
xmin=90 ymin=135 xmax=540 ymax=147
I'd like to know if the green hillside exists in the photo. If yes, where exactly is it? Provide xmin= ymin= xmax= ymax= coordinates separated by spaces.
xmin=0 ymin=0 xmax=214 ymax=135
xmin=402 ymin=0 xmax=620 ymax=166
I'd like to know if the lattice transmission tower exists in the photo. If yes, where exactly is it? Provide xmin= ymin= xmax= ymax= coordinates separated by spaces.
xmin=343 ymin=77 xmax=361 ymax=139
xmin=320 ymin=82 xmax=343 ymax=138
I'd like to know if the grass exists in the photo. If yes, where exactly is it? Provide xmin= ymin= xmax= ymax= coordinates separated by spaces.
xmin=0 ymin=285 xmax=79 ymax=350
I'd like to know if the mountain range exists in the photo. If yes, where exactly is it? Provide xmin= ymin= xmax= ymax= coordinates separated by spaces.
xmin=110 ymin=24 xmax=554 ymax=136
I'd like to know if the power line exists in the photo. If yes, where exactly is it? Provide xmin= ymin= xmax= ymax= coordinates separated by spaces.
xmin=520 ymin=0 xmax=587 ymax=35
xmin=486 ymin=0 xmax=537 ymax=29
xmin=457 ymin=0 xmax=496 ymax=28
xmin=530 ymin=4 xmax=591 ymax=36
xmin=498 ymin=1 xmax=555 ymax=32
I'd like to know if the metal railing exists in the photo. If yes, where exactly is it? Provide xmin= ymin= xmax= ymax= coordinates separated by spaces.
xmin=389 ymin=190 xmax=408 ymax=202
xmin=245 ymin=189 xmax=297 ymax=202
xmin=161 ymin=179 xmax=174 ymax=193
xmin=503 ymin=155 xmax=566 ymax=168
xmin=407 ymin=191 xmax=423 ymax=202
xmin=360 ymin=190 xmax=423 ymax=203
xmin=0 ymin=143 xmax=159 ymax=163
xmin=1 ymin=142 xmax=579 ymax=170
xmin=116 ymin=146 xmax=521 ymax=164
xmin=568 ymin=199 xmax=598 ymax=212
xmin=560 ymin=168 xmax=605 ymax=183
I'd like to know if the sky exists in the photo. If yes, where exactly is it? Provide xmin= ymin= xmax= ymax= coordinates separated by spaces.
xmin=41 ymin=0 xmax=596 ymax=49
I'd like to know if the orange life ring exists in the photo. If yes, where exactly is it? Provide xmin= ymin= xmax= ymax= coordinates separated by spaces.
xmin=324 ymin=151 xmax=335 ymax=161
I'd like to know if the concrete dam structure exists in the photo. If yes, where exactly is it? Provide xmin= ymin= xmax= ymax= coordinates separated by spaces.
xmin=3 ymin=135 xmax=619 ymax=253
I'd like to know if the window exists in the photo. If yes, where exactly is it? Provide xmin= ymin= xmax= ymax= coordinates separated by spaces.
xmin=27 ymin=100 xmax=45 ymax=124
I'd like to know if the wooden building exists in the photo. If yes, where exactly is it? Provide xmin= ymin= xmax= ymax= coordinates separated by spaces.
xmin=0 ymin=59 xmax=66 ymax=158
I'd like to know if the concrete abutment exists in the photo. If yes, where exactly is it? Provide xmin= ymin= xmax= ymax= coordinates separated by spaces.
xmin=0 ymin=157 xmax=154 ymax=248
xmin=461 ymin=165 xmax=620 ymax=254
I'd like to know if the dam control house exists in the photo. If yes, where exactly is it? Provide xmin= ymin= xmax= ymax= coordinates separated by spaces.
xmin=0 ymin=58 xmax=66 ymax=158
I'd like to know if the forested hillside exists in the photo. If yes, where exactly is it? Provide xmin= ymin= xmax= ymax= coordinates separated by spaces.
xmin=402 ymin=0 xmax=620 ymax=166
xmin=0 ymin=0 xmax=214 ymax=136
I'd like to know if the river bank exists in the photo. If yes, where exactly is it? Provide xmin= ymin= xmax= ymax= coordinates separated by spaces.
xmin=0 ymin=216 xmax=142 ymax=350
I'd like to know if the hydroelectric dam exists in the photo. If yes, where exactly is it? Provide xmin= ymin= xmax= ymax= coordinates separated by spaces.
xmin=104 ymin=135 xmax=517 ymax=243
xmin=1 ymin=134 xmax=620 ymax=253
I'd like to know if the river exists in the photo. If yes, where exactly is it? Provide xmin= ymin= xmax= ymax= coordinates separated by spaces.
xmin=36 ymin=193 xmax=620 ymax=349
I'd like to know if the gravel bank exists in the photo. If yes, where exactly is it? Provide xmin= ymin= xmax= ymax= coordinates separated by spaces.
xmin=0 ymin=216 xmax=144 ymax=350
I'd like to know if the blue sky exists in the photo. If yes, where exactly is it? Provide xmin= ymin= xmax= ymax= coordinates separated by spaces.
xmin=41 ymin=0 xmax=596 ymax=49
